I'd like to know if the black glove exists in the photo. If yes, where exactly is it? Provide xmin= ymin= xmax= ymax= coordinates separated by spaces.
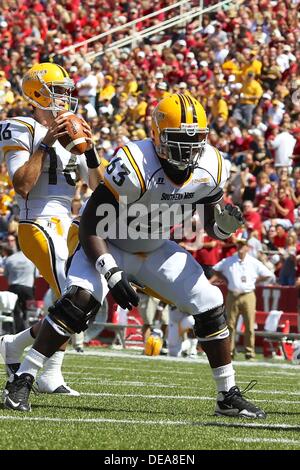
xmin=104 ymin=267 xmax=140 ymax=310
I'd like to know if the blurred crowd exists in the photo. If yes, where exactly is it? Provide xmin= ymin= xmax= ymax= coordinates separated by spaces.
xmin=0 ymin=0 xmax=300 ymax=286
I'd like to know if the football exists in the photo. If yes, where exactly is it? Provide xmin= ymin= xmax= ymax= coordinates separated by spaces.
xmin=58 ymin=111 xmax=88 ymax=155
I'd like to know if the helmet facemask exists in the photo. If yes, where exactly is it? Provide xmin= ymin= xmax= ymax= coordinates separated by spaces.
xmin=158 ymin=124 xmax=208 ymax=170
xmin=46 ymin=83 xmax=78 ymax=114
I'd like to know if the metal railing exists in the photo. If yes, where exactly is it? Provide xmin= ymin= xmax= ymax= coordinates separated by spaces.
xmin=54 ymin=0 xmax=234 ymax=62
xmin=87 ymin=0 xmax=233 ymax=60
xmin=56 ymin=0 xmax=191 ymax=56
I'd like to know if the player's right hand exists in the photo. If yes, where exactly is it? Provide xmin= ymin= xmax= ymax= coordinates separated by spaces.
xmin=104 ymin=267 xmax=140 ymax=310
xmin=42 ymin=113 xmax=69 ymax=146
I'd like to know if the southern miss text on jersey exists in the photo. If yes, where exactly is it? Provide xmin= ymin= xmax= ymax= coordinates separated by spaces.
xmin=102 ymin=139 xmax=228 ymax=253
xmin=0 ymin=117 xmax=88 ymax=219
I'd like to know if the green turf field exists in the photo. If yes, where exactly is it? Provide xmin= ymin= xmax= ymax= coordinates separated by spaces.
xmin=0 ymin=349 xmax=299 ymax=450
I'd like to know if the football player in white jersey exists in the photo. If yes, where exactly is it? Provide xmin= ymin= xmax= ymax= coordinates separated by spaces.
xmin=0 ymin=63 xmax=104 ymax=395
xmin=4 ymin=93 xmax=265 ymax=418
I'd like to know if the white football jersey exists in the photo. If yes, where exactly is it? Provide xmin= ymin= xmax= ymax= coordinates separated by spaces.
xmin=0 ymin=116 xmax=88 ymax=219
xmin=102 ymin=139 xmax=228 ymax=253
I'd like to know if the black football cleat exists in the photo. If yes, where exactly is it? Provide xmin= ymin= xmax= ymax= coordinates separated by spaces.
xmin=3 ymin=373 xmax=34 ymax=412
xmin=0 ymin=335 xmax=21 ymax=399
xmin=215 ymin=381 xmax=266 ymax=419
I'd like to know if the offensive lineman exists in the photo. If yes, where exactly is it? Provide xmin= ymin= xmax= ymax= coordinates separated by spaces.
xmin=4 ymin=93 xmax=266 ymax=418
xmin=0 ymin=63 xmax=103 ymax=395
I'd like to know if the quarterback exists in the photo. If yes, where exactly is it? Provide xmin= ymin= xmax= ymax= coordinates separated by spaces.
xmin=0 ymin=63 xmax=103 ymax=395
xmin=4 ymin=93 xmax=266 ymax=418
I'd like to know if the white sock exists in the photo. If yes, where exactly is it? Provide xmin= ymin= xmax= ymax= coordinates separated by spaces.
xmin=212 ymin=363 xmax=236 ymax=393
xmin=5 ymin=329 xmax=34 ymax=364
xmin=181 ymin=339 xmax=191 ymax=353
xmin=189 ymin=338 xmax=198 ymax=355
xmin=16 ymin=348 xmax=48 ymax=380
xmin=38 ymin=351 xmax=64 ymax=384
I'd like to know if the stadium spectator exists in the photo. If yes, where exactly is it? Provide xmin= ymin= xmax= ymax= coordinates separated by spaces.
xmin=233 ymin=71 xmax=263 ymax=127
xmin=210 ymin=234 xmax=275 ymax=360
xmin=273 ymin=223 xmax=288 ymax=249
xmin=268 ymin=126 xmax=297 ymax=169
xmin=278 ymin=230 xmax=298 ymax=286
xmin=243 ymin=200 xmax=262 ymax=239
xmin=4 ymin=242 xmax=37 ymax=333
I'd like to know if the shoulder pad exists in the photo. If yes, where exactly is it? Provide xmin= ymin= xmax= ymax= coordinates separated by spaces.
xmin=103 ymin=145 xmax=146 ymax=203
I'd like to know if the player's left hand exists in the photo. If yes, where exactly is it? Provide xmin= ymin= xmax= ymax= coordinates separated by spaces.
xmin=78 ymin=116 xmax=93 ymax=150
xmin=214 ymin=203 xmax=244 ymax=235
xmin=105 ymin=268 xmax=140 ymax=310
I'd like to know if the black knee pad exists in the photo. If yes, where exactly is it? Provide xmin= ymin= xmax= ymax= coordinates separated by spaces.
xmin=193 ymin=304 xmax=227 ymax=340
xmin=48 ymin=286 xmax=100 ymax=334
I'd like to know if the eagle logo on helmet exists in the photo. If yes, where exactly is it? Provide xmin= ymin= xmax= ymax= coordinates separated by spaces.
xmin=155 ymin=110 xmax=166 ymax=123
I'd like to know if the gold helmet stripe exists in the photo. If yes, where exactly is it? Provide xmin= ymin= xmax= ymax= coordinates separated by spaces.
xmin=177 ymin=93 xmax=187 ymax=123
xmin=56 ymin=64 xmax=68 ymax=78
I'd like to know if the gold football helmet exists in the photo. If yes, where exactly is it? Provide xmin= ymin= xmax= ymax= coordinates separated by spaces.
xmin=144 ymin=330 xmax=163 ymax=356
xmin=22 ymin=63 xmax=78 ymax=113
xmin=151 ymin=93 xmax=209 ymax=169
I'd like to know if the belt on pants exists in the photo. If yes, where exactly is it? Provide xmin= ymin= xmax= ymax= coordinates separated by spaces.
xmin=228 ymin=290 xmax=254 ymax=298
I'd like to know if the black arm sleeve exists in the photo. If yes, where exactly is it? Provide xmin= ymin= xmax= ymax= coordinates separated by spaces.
xmin=79 ymin=183 xmax=120 ymax=265
xmin=198 ymin=189 xmax=223 ymax=205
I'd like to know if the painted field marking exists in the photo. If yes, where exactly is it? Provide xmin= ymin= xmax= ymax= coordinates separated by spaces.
xmin=0 ymin=414 xmax=299 ymax=432
xmin=230 ymin=437 xmax=300 ymax=445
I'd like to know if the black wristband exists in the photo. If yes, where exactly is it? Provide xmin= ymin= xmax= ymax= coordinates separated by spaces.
xmin=39 ymin=142 xmax=51 ymax=153
xmin=85 ymin=146 xmax=101 ymax=169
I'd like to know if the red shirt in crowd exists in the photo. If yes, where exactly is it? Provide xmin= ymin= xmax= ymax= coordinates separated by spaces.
xmin=275 ymin=196 xmax=295 ymax=224
xmin=244 ymin=210 xmax=262 ymax=239
xmin=273 ymin=232 xmax=288 ymax=249
xmin=254 ymin=184 xmax=272 ymax=221
xmin=194 ymin=235 xmax=221 ymax=266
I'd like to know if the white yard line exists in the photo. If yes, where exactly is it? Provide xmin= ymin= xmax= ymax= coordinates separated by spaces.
xmin=230 ymin=437 xmax=300 ymax=445
xmin=81 ymin=392 xmax=214 ymax=400
xmin=77 ymin=391 xmax=299 ymax=404
xmin=64 ymin=364 xmax=300 ymax=378
xmin=66 ymin=350 xmax=300 ymax=370
xmin=62 ymin=372 xmax=299 ymax=394
xmin=67 ymin=379 xmax=178 ymax=388
xmin=0 ymin=414 xmax=299 ymax=431
xmin=64 ymin=365 xmax=197 ymax=375
xmin=79 ymin=392 xmax=300 ymax=404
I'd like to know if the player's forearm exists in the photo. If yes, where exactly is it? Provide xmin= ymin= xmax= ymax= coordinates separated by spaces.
xmin=79 ymin=190 xmax=109 ymax=263
xmin=12 ymin=148 xmax=46 ymax=198
xmin=88 ymin=166 xmax=104 ymax=191
xmin=79 ymin=183 xmax=119 ymax=265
